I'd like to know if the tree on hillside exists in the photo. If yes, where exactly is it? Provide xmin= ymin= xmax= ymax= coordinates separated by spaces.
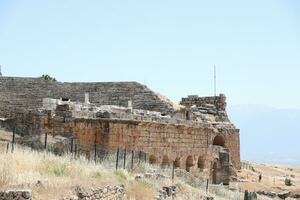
xmin=41 ymin=74 xmax=57 ymax=82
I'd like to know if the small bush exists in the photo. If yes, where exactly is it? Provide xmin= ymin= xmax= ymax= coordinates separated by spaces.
xmin=186 ymin=179 xmax=198 ymax=188
xmin=285 ymin=178 xmax=292 ymax=186
xmin=114 ymin=169 xmax=128 ymax=181
xmin=40 ymin=159 xmax=70 ymax=177
xmin=91 ymin=171 xmax=102 ymax=179
xmin=41 ymin=74 xmax=57 ymax=82
xmin=136 ymin=179 xmax=153 ymax=188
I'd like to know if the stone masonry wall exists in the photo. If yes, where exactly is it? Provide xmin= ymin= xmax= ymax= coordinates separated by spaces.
xmin=0 ymin=76 xmax=174 ymax=118
xmin=180 ymin=94 xmax=227 ymax=111
xmin=46 ymin=118 xmax=241 ymax=171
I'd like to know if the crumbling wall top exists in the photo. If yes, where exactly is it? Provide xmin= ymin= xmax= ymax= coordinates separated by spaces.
xmin=180 ymin=94 xmax=227 ymax=111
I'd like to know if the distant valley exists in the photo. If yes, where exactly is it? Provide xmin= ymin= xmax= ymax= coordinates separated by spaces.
xmin=228 ymin=104 xmax=300 ymax=165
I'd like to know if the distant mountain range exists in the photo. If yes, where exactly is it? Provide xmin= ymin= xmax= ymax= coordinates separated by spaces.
xmin=227 ymin=105 xmax=300 ymax=165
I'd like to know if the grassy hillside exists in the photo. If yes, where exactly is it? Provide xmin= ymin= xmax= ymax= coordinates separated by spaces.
xmin=0 ymin=129 xmax=288 ymax=200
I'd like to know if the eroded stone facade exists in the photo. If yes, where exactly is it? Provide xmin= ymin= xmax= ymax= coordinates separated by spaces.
xmin=0 ymin=76 xmax=240 ymax=185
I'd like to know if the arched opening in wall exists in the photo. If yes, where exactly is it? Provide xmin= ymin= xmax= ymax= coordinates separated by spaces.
xmin=197 ymin=157 xmax=205 ymax=171
xmin=213 ymin=135 xmax=225 ymax=147
xmin=186 ymin=156 xmax=194 ymax=172
xmin=162 ymin=155 xmax=170 ymax=168
xmin=149 ymin=155 xmax=156 ymax=164
xmin=174 ymin=157 xmax=181 ymax=169
xmin=212 ymin=162 xmax=218 ymax=184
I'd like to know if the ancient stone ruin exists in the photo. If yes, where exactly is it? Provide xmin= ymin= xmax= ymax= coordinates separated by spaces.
xmin=0 ymin=76 xmax=240 ymax=185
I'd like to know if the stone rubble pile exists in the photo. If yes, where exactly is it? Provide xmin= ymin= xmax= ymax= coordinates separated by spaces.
xmin=61 ymin=185 xmax=125 ymax=200
xmin=0 ymin=190 xmax=31 ymax=200
xmin=156 ymin=186 xmax=176 ymax=200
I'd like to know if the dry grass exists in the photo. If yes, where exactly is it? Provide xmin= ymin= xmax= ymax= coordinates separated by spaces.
xmin=1 ymin=129 xmax=297 ymax=199
xmin=0 ymin=142 xmax=245 ymax=200
xmin=0 ymin=143 xmax=157 ymax=199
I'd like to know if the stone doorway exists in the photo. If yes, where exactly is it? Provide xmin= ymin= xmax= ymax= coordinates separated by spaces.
xmin=212 ymin=162 xmax=218 ymax=184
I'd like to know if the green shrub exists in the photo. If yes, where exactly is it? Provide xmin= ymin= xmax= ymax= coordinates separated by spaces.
xmin=285 ymin=178 xmax=292 ymax=186
xmin=41 ymin=74 xmax=57 ymax=82
xmin=41 ymin=159 xmax=70 ymax=177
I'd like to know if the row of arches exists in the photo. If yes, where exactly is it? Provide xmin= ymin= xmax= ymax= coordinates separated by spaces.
xmin=149 ymin=155 xmax=205 ymax=172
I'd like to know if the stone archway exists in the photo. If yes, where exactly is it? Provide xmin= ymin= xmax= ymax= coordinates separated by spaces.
xmin=213 ymin=135 xmax=225 ymax=147
xmin=162 ymin=155 xmax=170 ymax=168
xmin=186 ymin=156 xmax=194 ymax=172
xmin=174 ymin=157 xmax=181 ymax=169
xmin=149 ymin=155 xmax=156 ymax=164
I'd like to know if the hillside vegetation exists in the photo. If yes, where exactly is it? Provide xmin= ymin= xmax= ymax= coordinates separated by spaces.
xmin=0 ymin=129 xmax=293 ymax=200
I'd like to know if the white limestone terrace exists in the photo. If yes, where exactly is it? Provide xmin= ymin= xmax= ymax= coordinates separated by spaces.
xmin=42 ymin=94 xmax=236 ymax=130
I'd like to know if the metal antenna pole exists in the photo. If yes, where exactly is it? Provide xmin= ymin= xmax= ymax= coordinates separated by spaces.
xmin=214 ymin=65 xmax=217 ymax=97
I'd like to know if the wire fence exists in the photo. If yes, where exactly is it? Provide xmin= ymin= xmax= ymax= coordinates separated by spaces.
xmin=0 ymin=128 xmax=259 ymax=200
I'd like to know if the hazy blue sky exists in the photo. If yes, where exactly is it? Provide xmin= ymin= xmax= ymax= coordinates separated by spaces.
xmin=1 ymin=0 xmax=300 ymax=108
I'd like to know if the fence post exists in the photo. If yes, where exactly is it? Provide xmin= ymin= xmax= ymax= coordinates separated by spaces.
xmin=172 ymin=161 xmax=175 ymax=183
xmin=74 ymin=143 xmax=78 ymax=159
xmin=12 ymin=128 xmax=15 ymax=144
xmin=11 ymin=142 xmax=14 ymax=153
xmin=94 ymin=143 xmax=97 ymax=164
xmin=70 ymin=137 xmax=74 ymax=154
xmin=116 ymin=148 xmax=120 ymax=170
xmin=44 ymin=132 xmax=48 ymax=149
xmin=244 ymin=190 xmax=249 ymax=200
xmin=206 ymin=179 xmax=209 ymax=194
xmin=138 ymin=151 xmax=142 ymax=164
xmin=131 ymin=151 xmax=134 ymax=170
xmin=6 ymin=142 xmax=9 ymax=153
xmin=123 ymin=149 xmax=127 ymax=169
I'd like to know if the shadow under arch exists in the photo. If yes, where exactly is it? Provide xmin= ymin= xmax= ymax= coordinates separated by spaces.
xmin=186 ymin=155 xmax=194 ymax=172
xmin=213 ymin=135 xmax=226 ymax=147
xmin=149 ymin=155 xmax=156 ymax=164
xmin=162 ymin=155 xmax=170 ymax=168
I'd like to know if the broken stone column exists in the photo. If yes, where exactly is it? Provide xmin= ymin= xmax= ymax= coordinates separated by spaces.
xmin=84 ymin=93 xmax=90 ymax=104
xmin=128 ymin=100 xmax=133 ymax=112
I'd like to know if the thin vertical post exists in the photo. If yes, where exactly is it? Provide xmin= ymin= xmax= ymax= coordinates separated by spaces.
xmin=11 ymin=143 xmax=14 ymax=153
xmin=116 ymin=148 xmax=120 ymax=170
xmin=94 ymin=132 xmax=97 ymax=164
xmin=206 ymin=179 xmax=209 ymax=194
xmin=144 ymin=152 xmax=147 ymax=163
xmin=138 ymin=151 xmax=142 ymax=164
xmin=74 ymin=143 xmax=77 ymax=159
xmin=123 ymin=149 xmax=127 ymax=169
xmin=244 ymin=190 xmax=249 ymax=200
xmin=44 ymin=132 xmax=48 ymax=149
xmin=12 ymin=128 xmax=15 ymax=144
xmin=6 ymin=142 xmax=9 ymax=153
xmin=172 ymin=161 xmax=175 ymax=183
xmin=131 ymin=151 xmax=134 ymax=170
xmin=70 ymin=138 xmax=74 ymax=154
xmin=94 ymin=143 xmax=97 ymax=164
xmin=214 ymin=65 xmax=217 ymax=97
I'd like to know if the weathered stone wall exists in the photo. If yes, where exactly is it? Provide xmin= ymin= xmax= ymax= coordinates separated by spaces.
xmin=0 ymin=76 xmax=174 ymax=118
xmin=0 ymin=190 xmax=31 ymax=200
xmin=180 ymin=94 xmax=227 ymax=111
xmin=46 ymin=117 xmax=240 ymax=174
